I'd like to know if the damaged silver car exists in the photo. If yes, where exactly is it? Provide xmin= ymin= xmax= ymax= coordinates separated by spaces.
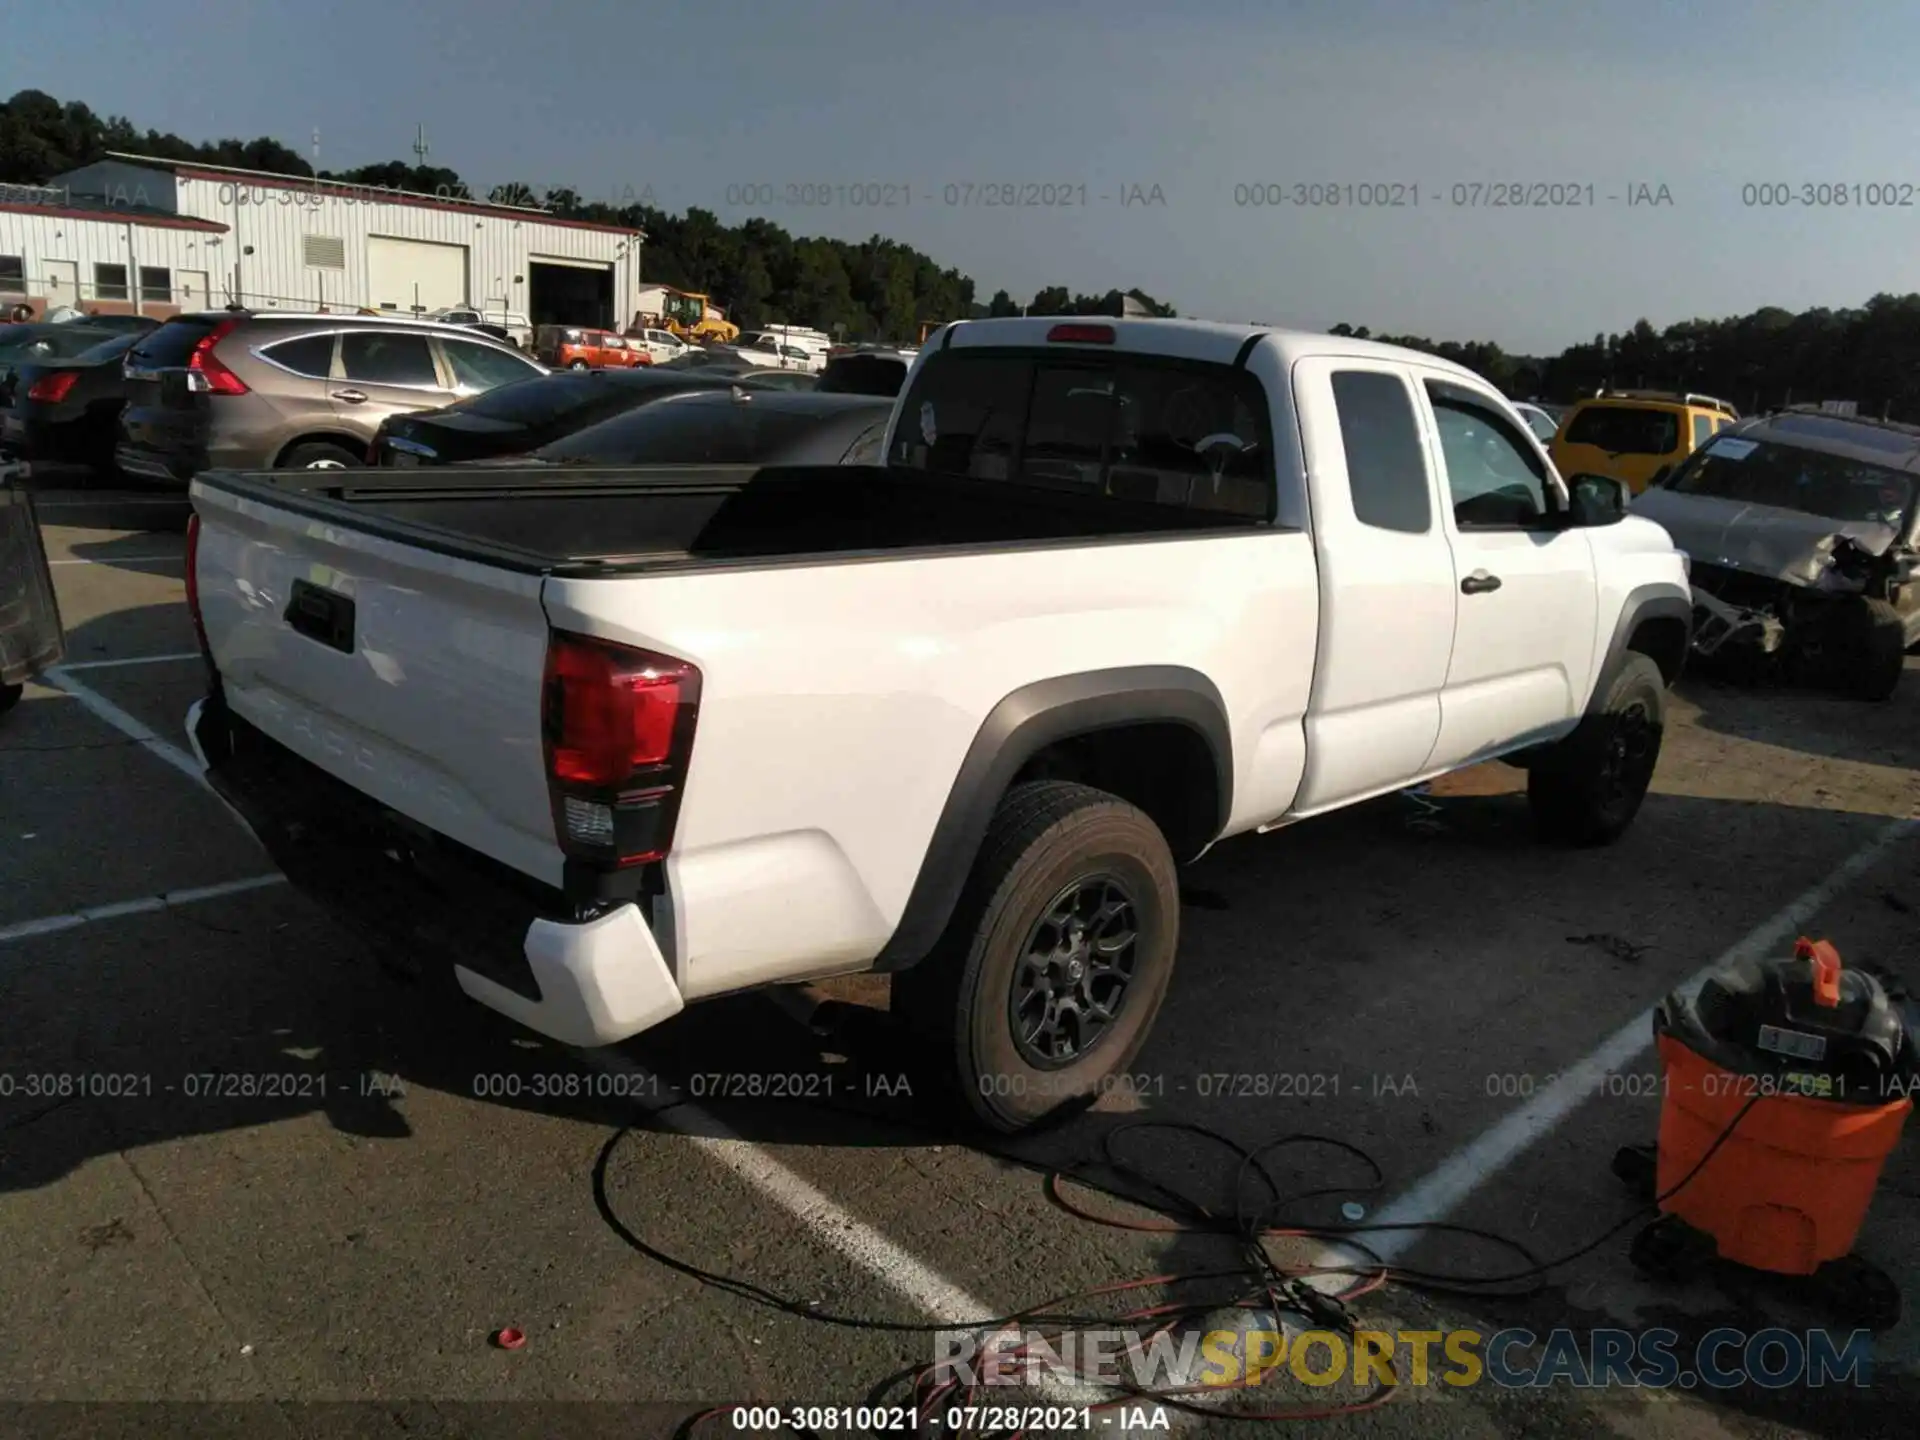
xmin=1628 ymin=410 xmax=1919 ymax=701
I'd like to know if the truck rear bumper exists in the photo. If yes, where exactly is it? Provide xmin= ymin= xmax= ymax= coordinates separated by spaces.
xmin=186 ymin=694 xmax=685 ymax=1048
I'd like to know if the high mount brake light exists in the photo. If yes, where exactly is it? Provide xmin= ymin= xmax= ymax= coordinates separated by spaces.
xmin=1047 ymin=324 xmax=1115 ymax=344
xmin=187 ymin=318 xmax=249 ymax=395
xmin=541 ymin=631 xmax=701 ymax=869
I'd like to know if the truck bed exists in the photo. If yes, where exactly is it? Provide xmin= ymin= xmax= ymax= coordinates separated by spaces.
xmin=191 ymin=463 xmax=1270 ymax=576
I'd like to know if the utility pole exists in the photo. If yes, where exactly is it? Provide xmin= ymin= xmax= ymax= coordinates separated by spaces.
xmin=413 ymin=125 xmax=430 ymax=170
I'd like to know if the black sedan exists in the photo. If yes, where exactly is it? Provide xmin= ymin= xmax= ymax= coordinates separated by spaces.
xmin=371 ymin=367 xmax=827 ymax=467
xmin=0 ymin=328 xmax=145 ymax=469
xmin=478 ymin=389 xmax=893 ymax=468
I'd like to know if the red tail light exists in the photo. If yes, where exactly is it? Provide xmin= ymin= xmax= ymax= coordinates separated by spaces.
xmin=1047 ymin=323 xmax=1115 ymax=344
xmin=188 ymin=318 xmax=249 ymax=395
xmin=184 ymin=512 xmax=211 ymax=668
xmin=541 ymin=632 xmax=701 ymax=868
xmin=27 ymin=371 xmax=79 ymax=403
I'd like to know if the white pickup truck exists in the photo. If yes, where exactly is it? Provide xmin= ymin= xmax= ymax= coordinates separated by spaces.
xmin=183 ymin=318 xmax=1691 ymax=1131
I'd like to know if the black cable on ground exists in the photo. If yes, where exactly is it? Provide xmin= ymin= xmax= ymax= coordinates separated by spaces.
xmin=599 ymin=1090 xmax=1765 ymax=1437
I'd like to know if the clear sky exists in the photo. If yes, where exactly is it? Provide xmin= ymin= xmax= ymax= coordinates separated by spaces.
xmin=10 ymin=0 xmax=1919 ymax=353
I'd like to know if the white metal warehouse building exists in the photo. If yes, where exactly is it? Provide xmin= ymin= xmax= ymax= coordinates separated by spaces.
xmin=0 ymin=154 xmax=643 ymax=328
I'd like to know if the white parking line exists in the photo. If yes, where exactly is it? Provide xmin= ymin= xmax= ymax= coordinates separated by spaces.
xmin=55 ymin=652 xmax=200 ymax=671
xmin=0 ymin=874 xmax=287 ymax=944
xmin=582 ymin=1050 xmax=1129 ymax=1419
xmin=1353 ymin=813 xmax=1920 ymax=1266
xmin=40 ymin=667 xmax=209 ymax=789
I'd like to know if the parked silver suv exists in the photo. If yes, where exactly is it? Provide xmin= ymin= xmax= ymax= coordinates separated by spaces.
xmin=115 ymin=311 xmax=548 ymax=483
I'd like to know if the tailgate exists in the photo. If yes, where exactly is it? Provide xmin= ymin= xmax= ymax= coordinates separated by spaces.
xmin=190 ymin=478 xmax=563 ymax=885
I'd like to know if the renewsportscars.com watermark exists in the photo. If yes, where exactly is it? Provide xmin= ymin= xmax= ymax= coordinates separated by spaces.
xmin=934 ymin=1325 xmax=1875 ymax=1391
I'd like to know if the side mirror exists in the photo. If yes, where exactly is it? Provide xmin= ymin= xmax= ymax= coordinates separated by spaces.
xmin=1567 ymin=473 xmax=1631 ymax=527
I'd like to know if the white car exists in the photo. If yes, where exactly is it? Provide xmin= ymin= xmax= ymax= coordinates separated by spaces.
xmin=1513 ymin=401 xmax=1560 ymax=446
xmin=735 ymin=332 xmax=823 ymax=372
xmin=629 ymin=327 xmax=691 ymax=365
xmin=423 ymin=306 xmax=533 ymax=348
xmin=184 ymin=317 xmax=1690 ymax=1132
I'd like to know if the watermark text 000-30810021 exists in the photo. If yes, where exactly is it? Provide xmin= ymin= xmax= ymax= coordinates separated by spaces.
xmin=1231 ymin=180 xmax=1676 ymax=209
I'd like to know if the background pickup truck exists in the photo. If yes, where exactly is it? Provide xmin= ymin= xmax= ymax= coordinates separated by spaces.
xmin=184 ymin=318 xmax=1692 ymax=1132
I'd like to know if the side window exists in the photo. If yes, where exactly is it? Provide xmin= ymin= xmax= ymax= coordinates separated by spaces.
xmin=444 ymin=339 xmax=539 ymax=391
xmin=259 ymin=333 xmax=336 ymax=380
xmin=340 ymin=331 xmax=438 ymax=387
xmin=1426 ymin=380 xmax=1552 ymax=529
xmin=1329 ymin=370 xmax=1431 ymax=533
xmin=1691 ymin=413 xmax=1714 ymax=448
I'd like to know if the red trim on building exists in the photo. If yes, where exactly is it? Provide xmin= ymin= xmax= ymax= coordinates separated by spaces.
xmin=171 ymin=167 xmax=645 ymax=235
xmin=0 ymin=201 xmax=228 ymax=232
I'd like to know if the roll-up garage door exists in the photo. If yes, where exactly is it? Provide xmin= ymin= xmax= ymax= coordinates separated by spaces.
xmin=366 ymin=236 xmax=469 ymax=314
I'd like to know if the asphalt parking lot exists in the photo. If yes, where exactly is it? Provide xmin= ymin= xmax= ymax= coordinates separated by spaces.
xmin=5 ymin=471 xmax=1920 ymax=1439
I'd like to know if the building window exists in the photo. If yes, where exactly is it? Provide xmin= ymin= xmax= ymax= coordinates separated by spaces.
xmin=0 ymin=255 xmax=23 ymax=295
xmin=94 ymin=263 xmax=130 ymax=301
xmin=139 ymin=266 xmax=172 ymax=303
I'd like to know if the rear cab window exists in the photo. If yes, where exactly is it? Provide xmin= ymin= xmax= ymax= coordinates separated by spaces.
xmin=1564 ymin=404 xmax=1681 ymax=456
xmin=890 ymin=350 xmax=1275 ymax=519
xmin=1690 ymin=413 xmax=1714 ymax=448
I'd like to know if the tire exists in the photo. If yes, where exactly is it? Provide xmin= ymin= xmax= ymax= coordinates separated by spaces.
xmin=891 ymin=780 xmax=1180 ymax=1134
xmin=1527 ymin=653 xmax=1666 ymax=847
xmin=568 ymin=359 xmax=590 ymax=371
xmin=280 ymin=442 xmax=362 ymax=472
xmin=0 ymin=682 xmax=21 ymax=715
xmin=1841 ymin=598 xmax=1906 ymax=702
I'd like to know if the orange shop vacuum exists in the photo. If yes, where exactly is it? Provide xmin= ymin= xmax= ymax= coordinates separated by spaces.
xmin=1611 ymin=938 xmax=1916 ymax=1330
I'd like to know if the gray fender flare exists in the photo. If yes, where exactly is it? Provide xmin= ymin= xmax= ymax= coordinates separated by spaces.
xmin=872 ymin=666 xmax=1233 ymax=970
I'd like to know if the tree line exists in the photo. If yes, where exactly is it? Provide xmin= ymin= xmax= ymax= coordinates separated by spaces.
xmin=1339 ymin=296 xmax=1920 ymax=416
xmin=8 ymin=88 xmax=1920 ymax=394
xmin=0 ymin=89 xmax=1171 ymax=341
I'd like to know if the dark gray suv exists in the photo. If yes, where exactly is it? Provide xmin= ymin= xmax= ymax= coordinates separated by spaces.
xmin=115 ymin=311 xmax=547 ymax=483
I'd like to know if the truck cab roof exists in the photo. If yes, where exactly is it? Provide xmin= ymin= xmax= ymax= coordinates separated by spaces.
xmin=934 ymin=316 xmax=1488 ymax=383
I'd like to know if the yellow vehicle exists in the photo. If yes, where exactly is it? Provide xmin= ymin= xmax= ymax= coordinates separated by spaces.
xmin=661 ymin=289 xmax=739 ymax=344
xmin=1550 ymin=390 xmax=1741 ymax=494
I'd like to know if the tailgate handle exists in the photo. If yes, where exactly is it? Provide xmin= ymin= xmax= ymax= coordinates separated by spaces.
xmin=284 ymin=580 xmax=356 ymax=654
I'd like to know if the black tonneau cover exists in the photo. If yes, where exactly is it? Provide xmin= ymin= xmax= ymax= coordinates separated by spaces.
xmin=192 ymin=463 xmax=1270 ymax=578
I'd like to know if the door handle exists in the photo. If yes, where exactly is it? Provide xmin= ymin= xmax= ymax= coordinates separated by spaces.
xmin=1461 ymin=572 xmax=1503 ymax=595
xmin=331 ymin=389 xmax=368 ymax=404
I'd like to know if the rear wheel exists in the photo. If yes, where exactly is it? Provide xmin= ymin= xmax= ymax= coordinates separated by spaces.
xmin=281 ymin=442 xmax=362 ymax=471
xmin=891 ymin=781 xmax=1180 ymax=1133
xmin=1528 ymin=653 xmax=1666 ymax=846
xmin=1841 ymin=598 xmax=1906 ymax=702
xmin=568 ymin=359 xmax=590 ymax=371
